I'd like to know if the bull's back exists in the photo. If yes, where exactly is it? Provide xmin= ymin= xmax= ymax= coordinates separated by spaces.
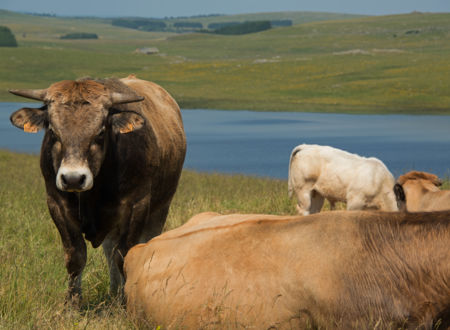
xmin=119 ymin=77 xmax=186 ymax=191
xmin=120 ymin=76 xmax=186 ymax=155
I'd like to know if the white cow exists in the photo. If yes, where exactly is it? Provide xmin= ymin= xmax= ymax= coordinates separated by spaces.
xmin=288 ymin=144 xmax=398 ymax=215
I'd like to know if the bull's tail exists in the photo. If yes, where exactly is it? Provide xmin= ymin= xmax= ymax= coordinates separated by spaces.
xmin=288 ymin=145 xmax=303 ymax=198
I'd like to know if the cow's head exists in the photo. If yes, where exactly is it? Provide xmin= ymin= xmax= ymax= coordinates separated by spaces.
xmin=10 ymin=80 xmax=145 ymax=192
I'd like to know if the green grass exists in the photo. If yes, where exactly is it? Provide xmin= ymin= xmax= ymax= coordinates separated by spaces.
xmin=0 ymin=10 xmax=449 ymax=113
xmin=0 ymin=150 xmax=448 ymax=328
xmin=0 ymin=150 xmax=298 ymax=328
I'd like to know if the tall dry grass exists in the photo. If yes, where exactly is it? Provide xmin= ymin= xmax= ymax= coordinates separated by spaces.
xmin=0 ymin=150 xmax=299 ymax=329
xmin=1 ymin=150 xmax=447 ymax=328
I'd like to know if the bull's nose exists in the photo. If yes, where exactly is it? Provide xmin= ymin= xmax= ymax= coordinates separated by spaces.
xmin=56 ymin=166 xmax=93 ymax=192
xmin=61 ymin=172 xmax=86 ymax=191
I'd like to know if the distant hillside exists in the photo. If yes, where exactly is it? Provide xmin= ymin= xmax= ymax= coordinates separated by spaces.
xmin=166 ymin=11 xmax=366 ymax=26
xmin=112 ymin=11 xmax=366 ymax=32
xmin=0 ymin=9 xmax=172 ymax=40
xmin=138 ymin=12 xmax=450 ymax=61
xmin=0 ymin=10 xmax=449 ymax=114
xmin=0 ymin=9 xmax=365 ymax=35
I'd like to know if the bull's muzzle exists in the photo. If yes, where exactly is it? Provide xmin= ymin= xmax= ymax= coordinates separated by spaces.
xmin=56 ymin=165 xmax=93 ymax=192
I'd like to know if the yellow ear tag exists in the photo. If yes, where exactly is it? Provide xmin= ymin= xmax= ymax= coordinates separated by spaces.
xmin=23 ymin=122 xmax=38 ymax=133
xmin=119 ymin=123 xmax=134 ymax=134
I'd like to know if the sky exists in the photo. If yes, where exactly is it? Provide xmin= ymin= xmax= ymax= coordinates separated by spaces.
xmin=1 ymin=0 xmax=449 ymax=18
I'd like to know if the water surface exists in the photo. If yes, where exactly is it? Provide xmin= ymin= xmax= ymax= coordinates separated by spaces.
xmin=1 ymin=103 xmax=449 ymax=179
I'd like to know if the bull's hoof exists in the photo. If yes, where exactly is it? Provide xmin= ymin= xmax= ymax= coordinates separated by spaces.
xmin=65 ymin=292 xmax=82 ymax=309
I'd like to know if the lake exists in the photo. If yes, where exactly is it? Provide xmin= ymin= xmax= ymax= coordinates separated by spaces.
xmin=1 ymin=102 xmax=450 ymax=179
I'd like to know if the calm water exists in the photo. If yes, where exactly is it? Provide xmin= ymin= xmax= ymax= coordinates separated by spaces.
xmin=1 ymin=103 xmax=450 ymax=179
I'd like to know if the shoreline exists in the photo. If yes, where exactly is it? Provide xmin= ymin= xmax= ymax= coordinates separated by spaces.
xmin=1 ymin=99 xmax=449 ymax=116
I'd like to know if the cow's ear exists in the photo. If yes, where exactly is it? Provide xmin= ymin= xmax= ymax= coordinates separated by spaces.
xmin=393 ymin=183 xmax=405 ymax=202
xmin=10 ymin=107 xmax=47 ymax=133
xmin=110 ymin=111 xmax=145 ymax=134
xmin=430 ymin=177 xmax=442 ymax=187
xmin=394 ymin=183 xmax=407 ymax=212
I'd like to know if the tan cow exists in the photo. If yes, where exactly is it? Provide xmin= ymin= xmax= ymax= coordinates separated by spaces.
xmin=124 ymin=211 xmax=450 ymax=329
xmin=394 ymin=171 xmax=450 ymax=212
xmin=288 ymin=144 xmax=398 ymax=215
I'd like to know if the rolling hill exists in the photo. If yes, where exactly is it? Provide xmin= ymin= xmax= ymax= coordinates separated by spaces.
xmin=0 ymin=9 xmax=449 ymax=114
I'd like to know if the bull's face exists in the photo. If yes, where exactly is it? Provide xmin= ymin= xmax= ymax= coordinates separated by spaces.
xmin=9 ymin=80 xmax=145 ymax=192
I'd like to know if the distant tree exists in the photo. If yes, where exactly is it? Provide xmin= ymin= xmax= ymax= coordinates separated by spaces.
xmin=214 ymin=21 xmax=272 ymax=35
xmin=173 ymin=22 xmax=203 ymax=29
xmin=138 ymin=22 xmax=167 ymax=31
xmin=111 ymin=18 xmax=166 ymax=31
xmin=60 ymin=32 xmax=98 ymax=39
xmin=271 ymin=20 xmax=293 ymax=27
xmin=29 ymin=12 xmax=56 ymax=17
xmin=207 ymin=22 xmax=240 ymax=30
xmin=0 ymin=26 xmax=17 ymax=47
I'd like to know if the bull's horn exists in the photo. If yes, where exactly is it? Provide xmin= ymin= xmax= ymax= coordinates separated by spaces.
xmin=9 ymin=89 xmax=47 ymax=101
xmin=110 ymin=92 xmax=144 ymax=105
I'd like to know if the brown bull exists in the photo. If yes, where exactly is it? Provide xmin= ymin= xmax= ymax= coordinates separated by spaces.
xmin=394 ymin=171 xmax=450 ymax=212
xmin=125 ymin=211 xmax=450 ymax=329
xmin=10 ymin=75 xmax=186 ymax=304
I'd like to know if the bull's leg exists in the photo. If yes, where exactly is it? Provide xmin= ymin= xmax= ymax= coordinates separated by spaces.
xmin=111 ymin=195 xmax=154 ymax=292
xmin=47 ymin=196 xmax=87 ymax=307
xmin=138 ymin=202 xmax=170 ymax=243
xmin=65 ymin=240 xmax=87 ymax=306
xmin=102 ymin=234 xmax=123 ymax=296
xmin=310 ymin=190 xmax=325 ymax=213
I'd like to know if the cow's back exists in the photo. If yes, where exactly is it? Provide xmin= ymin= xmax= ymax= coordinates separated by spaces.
xmin=291 ymin=145 xmax=395 ymax=203
xmin=124 ymin=212 xmax=365 ymax=328
xmin=125 ymin=211 xmax=450 ymax=329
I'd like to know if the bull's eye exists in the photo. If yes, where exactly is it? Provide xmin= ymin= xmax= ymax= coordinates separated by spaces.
xmin=48 ymin=126 xmax=61 ymax=141
xmin=93 ymin=127 xmax=106 ymax=143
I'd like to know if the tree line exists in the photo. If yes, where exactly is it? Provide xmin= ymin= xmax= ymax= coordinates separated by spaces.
xmin=110 ymin=18 xmax=292 ymax=34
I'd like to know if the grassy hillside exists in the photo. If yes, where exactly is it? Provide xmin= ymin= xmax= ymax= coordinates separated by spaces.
xmin=0 ymin=10 xmax=449 ymax=113
xmin=166 ymin=11 xmax=365 ymax=29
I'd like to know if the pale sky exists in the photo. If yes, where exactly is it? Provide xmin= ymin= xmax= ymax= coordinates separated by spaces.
xmin=1 ymin=0 xmax=449 ymax=18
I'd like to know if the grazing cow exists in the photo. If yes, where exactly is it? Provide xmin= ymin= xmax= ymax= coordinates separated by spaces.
xmin=288 ymin=144 xmax=398 ymax=215
xmin=9 ymin=75 xmax=186 ymax=304
xmin=394 ymin=171 xmax=450 ymax=212
xmin=124 ymin=211 xmax=450 ymax=329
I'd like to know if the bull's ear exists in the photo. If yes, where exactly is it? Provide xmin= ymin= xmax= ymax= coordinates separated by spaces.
xmin=110 ymin=111 xmax=145 ymax=134
xmin=10 ymin=107 xmax=47 ymax=133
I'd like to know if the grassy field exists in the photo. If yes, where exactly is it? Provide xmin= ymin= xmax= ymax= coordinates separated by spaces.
xmin=0 ymin=150 xmax=449 ymax=328
xmin=0 ymin=10 xmax=449 ymax=114
xmin=0 ymin=150 xmax=298 ymax=329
